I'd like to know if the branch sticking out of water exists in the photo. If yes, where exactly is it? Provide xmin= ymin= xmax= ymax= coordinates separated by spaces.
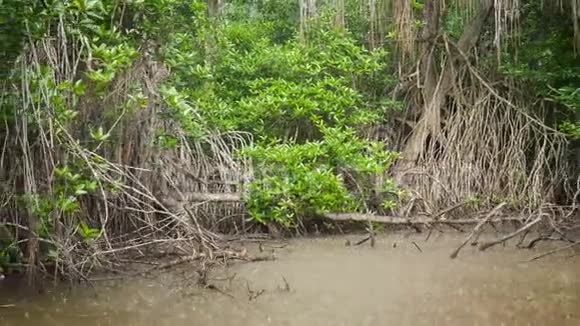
xmin=280 ymin=276 xmax=291 ymax=292
xmin=412 ymin=241 xmax=423 ymax=253
xmin=528 ymin=242 xmax=580 ymax=262
xmin=450 ymin=203 xmax=506 ymax=259
xmin=478 ymin=216 xmax=542 ymax=251
xmin=325 ymin=213 xmax=522 ymax=225
xmin=246 ymin=282 xmax=266 ymax=301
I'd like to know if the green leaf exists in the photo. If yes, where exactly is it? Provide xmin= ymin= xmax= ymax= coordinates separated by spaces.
xmin=73 ymin=80 xmax=86 ymax=95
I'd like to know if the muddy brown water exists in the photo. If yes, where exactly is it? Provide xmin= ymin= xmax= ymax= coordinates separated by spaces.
xmin=0 ymin=233 xmax=579 ymax=326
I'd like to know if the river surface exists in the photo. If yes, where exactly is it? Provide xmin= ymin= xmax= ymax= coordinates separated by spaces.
xmin=1 ymin=233 xmax=579 ymax=326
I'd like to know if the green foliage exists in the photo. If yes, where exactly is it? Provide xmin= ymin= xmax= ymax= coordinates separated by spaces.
xmin=0 ymin=0 xmax=31 ymax=77
xmin=244 ymin=125 xmax=398 ymax=226
xmin=77 ymin=221 xmax=100 ymax=243
xmin=154 ymin=6 xmax=401 ymax=227
xmin=14 ymin=164 xmax=101 ymax=254
xmin=1 ymin=0 xmax=210 ymax=276
xmin=2 ymin=0 xmax=579 ymax=259
xmin=53 ymin=165 xmax=99 ymax=211
xmin=159 ymin=85 xmax=207 ymax=139
xmin=0 ymin=225 xmax=21 ymax=275
xmin=225 ymin=0 xmax=300 ymax=43
xmin=190 ymin=23 xmax=394 ymax=133
xmin=246 ymin=165 xmax=353 ymax=226
xmin=3 ymin=0 xmax=403 ymax=242
xmin=86 ymin=40 xmax=139 ymax=93
xmin=0 ymin=243 xmax=22 ymax=275
xmin=442 ymin=2 xmax=468 ymax=40
xmin=501 ymin=1 xmax=580 ymax=140
xmin=553 ymin=87 xmax=580 ymax=139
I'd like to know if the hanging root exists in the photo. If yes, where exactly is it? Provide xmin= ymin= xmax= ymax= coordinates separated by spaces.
xmin=386 ymin=0 xmax=579 ymax=251
xmin=392 ymin=28 xmax=573 ymax=216
xmin=397 ymin=81 xmax=569 ymax=213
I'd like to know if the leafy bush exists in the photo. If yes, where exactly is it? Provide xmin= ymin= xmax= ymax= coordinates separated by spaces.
xmin=164 ymin=18 xmax=401 ymax=226
xmin=244 ymin=125 xmax=398 ymax=226
xmin=1 ymin=0 xmax=402 ymax=252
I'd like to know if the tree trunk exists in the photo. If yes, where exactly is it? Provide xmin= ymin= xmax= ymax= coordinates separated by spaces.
xmin=299 ymin=0 xmax=317 ymax=42
xmin=207 ymin=0 xmax=222 ymax=17
xmin=398 ymin=0 xmax=494 ymax=169
xmin=333 ymin=0 xmax=345 ymax=30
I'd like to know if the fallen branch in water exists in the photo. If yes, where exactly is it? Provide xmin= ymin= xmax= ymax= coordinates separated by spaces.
xmin=280 ymin=276 xmax=291 ymax=292
xmin=354 ymin=236 xmax=371 ymax=246
xmin=450 ymin=203 xmax=506 ymax=259
xmin=246 ymin=282 xmax=265 ymax=301
xmin=205 ymin=284 xmax=235 ymax=298
xmin=528 ymin=242 xmax=580 ymax=262
xmin=478 ymin=216 xmax=542 ymax=251
xmin=412 ymin=241 xmax=423 ymax=253
xmin=520 ymin=235 xmax=569 ymax=249
xmin=245 ymin=254 xmax=276 ymax=262
xmin=325 ymin=212 xmax=521 ymax=225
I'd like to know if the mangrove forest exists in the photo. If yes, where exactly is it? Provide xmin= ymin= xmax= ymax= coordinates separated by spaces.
xmin=0 ymin=0 xmax=579 ymax=324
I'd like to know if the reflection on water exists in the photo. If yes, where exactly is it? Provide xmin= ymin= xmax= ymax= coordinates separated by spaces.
xmin=1 ymin=233 xmax=579 ymax=326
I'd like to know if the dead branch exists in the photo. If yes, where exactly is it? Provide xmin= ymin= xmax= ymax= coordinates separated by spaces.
xmin=162 ymin=192 xmax=241 ymax=204
xmin=450 ymin=202 xmax=506 ymax=259
xmin=246 ymin=282 xmax=266 ymax=301
xmin=244 ymin=254 xmax=276 ymax=262
xmin=205 ymin=284 xmax=235 ymax=298
xmin=528 ymin=242 xmax=580 ymax=262
xmin=325 ymin=212 xmax=520 ymax=225
xmin=478 ymin=216 xmax=542 ymax=251
xmin=280 ymin=276 xmax=291 ymax=292
xmin=354 ymin=236 xmax=371 ymax=246
xmin=520 ymin=234 xmax=570 ymax=249
xmin=412 ymin=241 xmax=423 ymax=253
